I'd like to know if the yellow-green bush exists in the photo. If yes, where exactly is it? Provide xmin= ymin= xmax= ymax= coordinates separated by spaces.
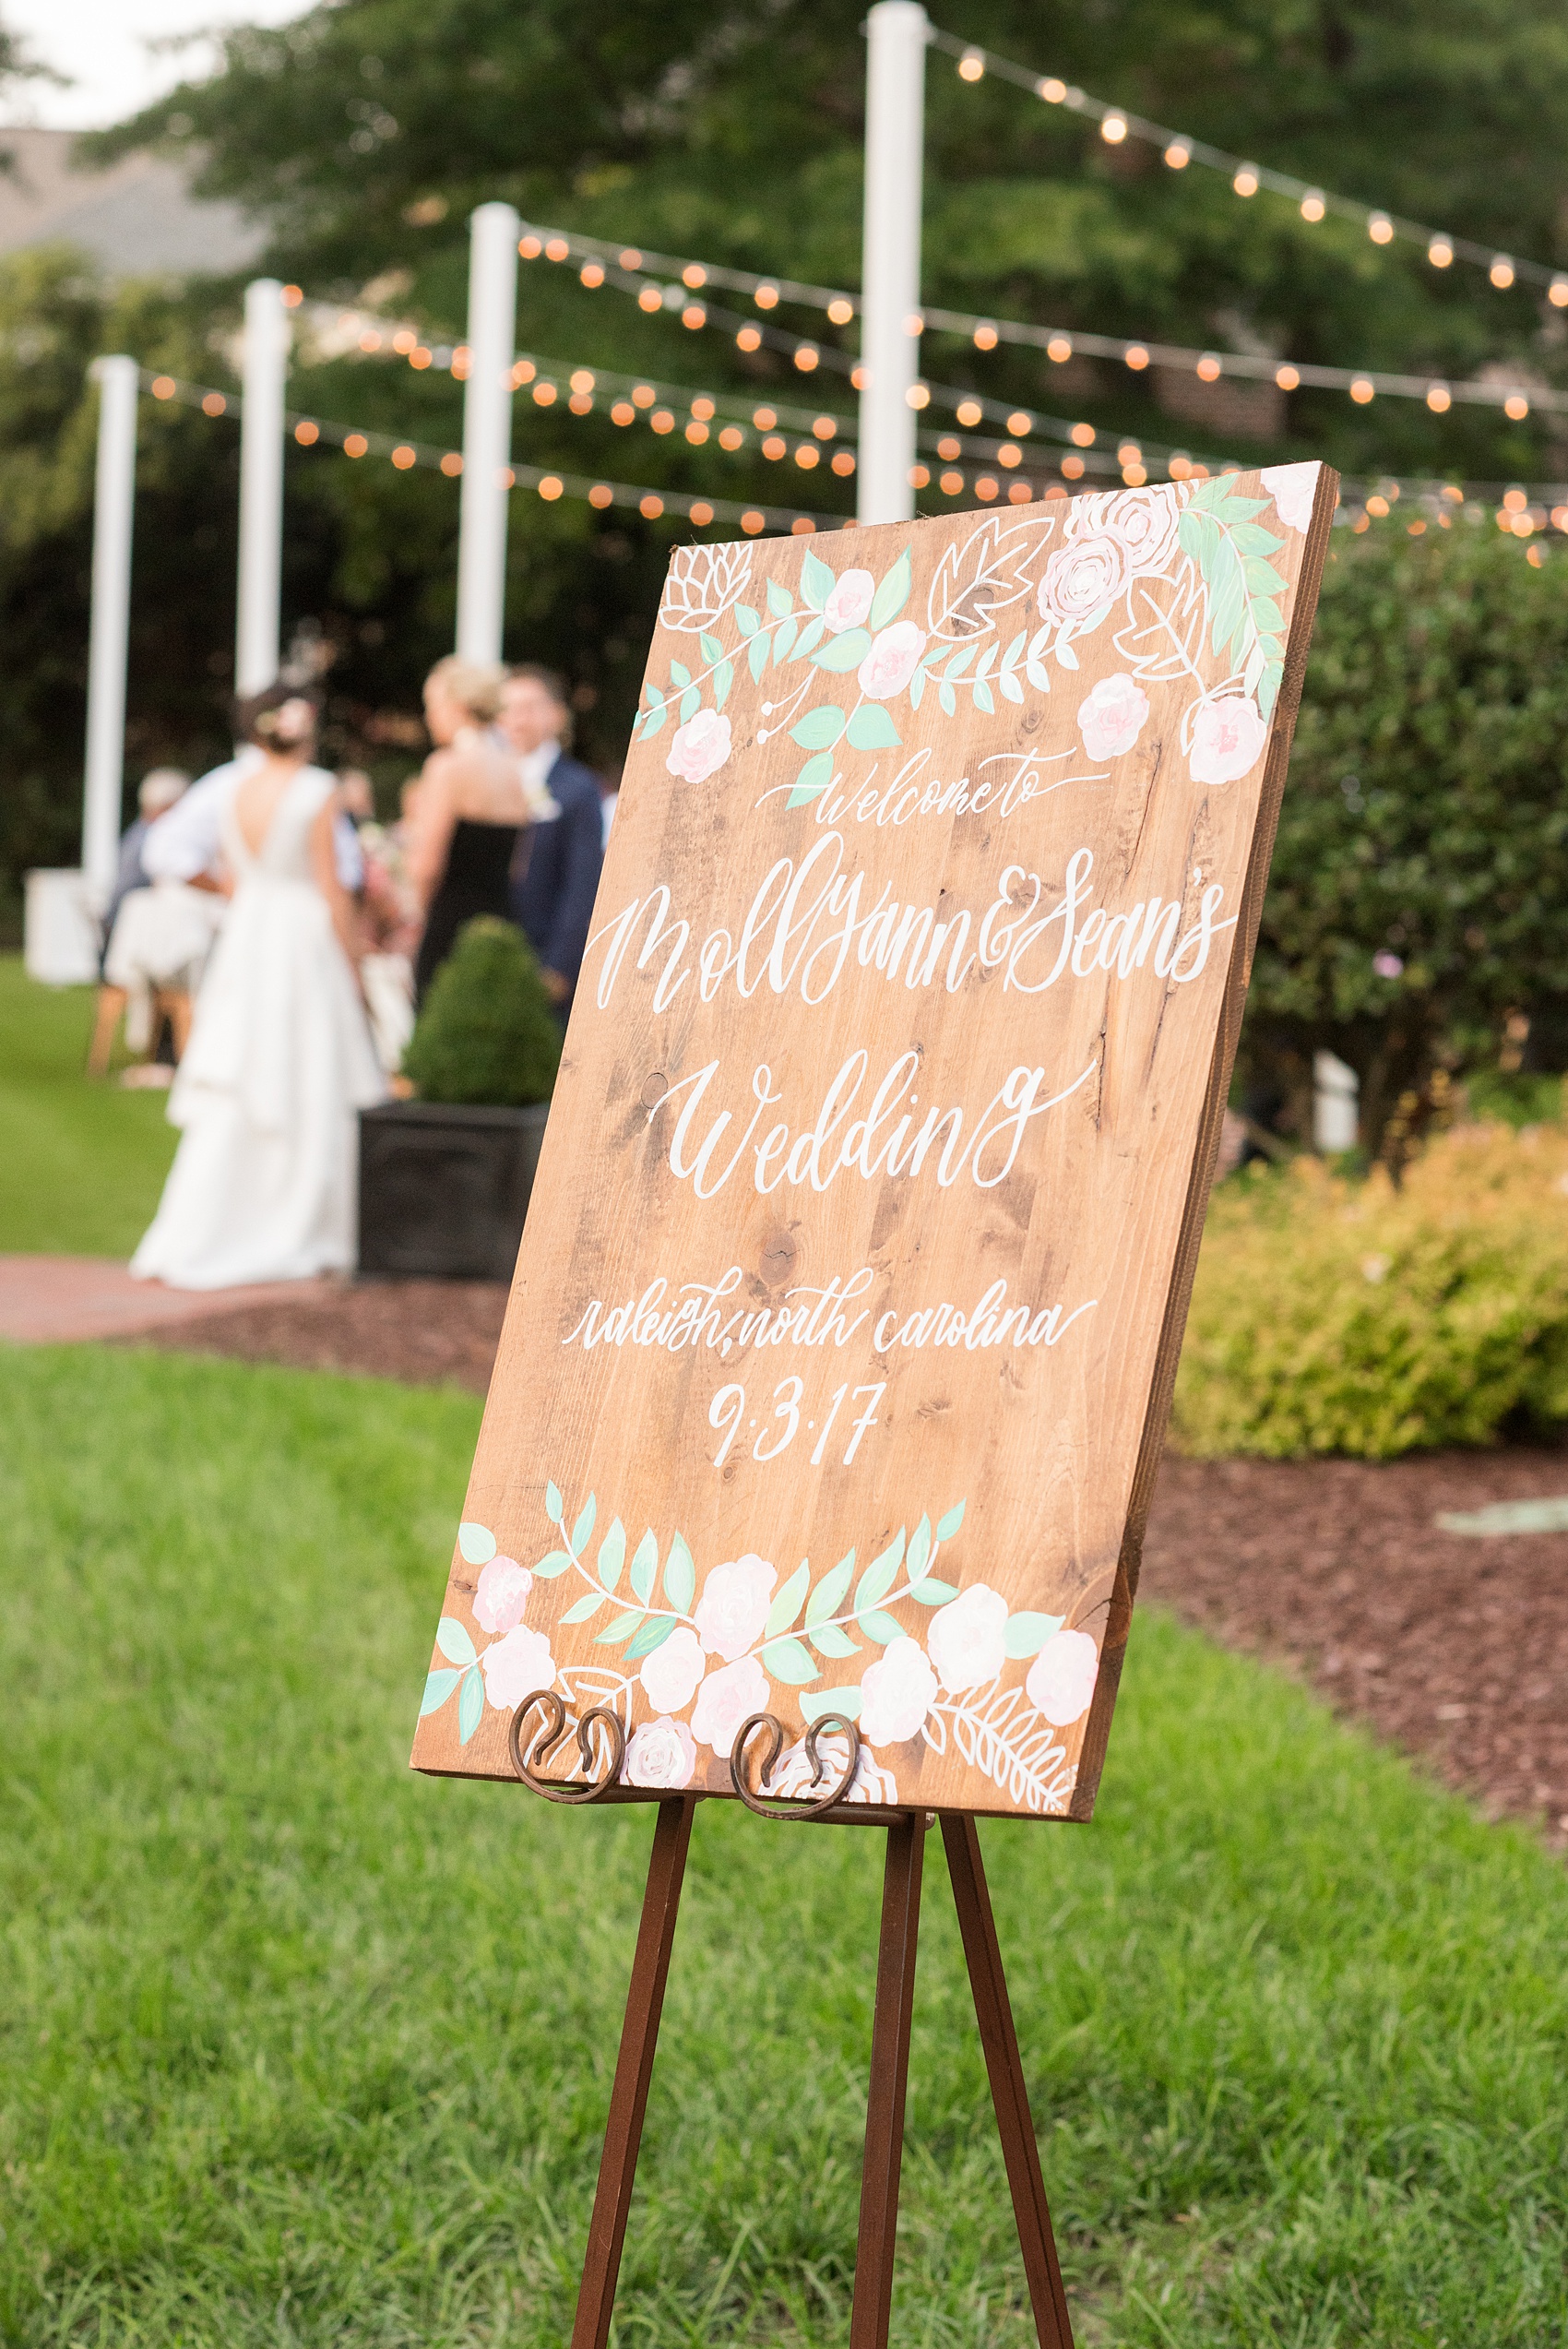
xmin=1173 ymin=1124 xmax=1568 ymax=1457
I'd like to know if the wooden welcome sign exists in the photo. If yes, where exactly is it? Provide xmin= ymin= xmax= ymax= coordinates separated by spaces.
xmin=413 ymin=463 xmax=1335 ymax=1822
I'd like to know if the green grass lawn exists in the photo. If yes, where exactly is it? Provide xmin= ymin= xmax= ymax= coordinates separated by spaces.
xmin=2 ymin=1344 xmax=1565 ymax=2347
xmin=0 ymin=958 xmax=177 ymax=1256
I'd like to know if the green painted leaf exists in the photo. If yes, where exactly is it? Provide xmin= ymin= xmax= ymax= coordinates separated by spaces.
xmin=734 ymin=602 xmax=759 ymax=637
xmin=458 ymin=1521 xmax=496 ymax=1565
xmin=669 ymin=659 xmax=692 ymax=686
xmin=759 ymin=1636 xmax=820 ymax=1685
xmin=800 ymin=546 xmax=836 ymax=611
xmin=640 ymin=703 xmax=667 ymax=737
xmin=420 ymin=1667 xmax=461 ymax=1715
xmin=748 ymin=630 xmax=769 ymax=682
xmin=598 ymin=1518 xmax=626 ymax=1592
xmin=975 ymin=644 xmax=998 ymax=679
xmin=772 ymin=616 xmax=799 ymax=665
xmin=909 ymin=665 xmax=926 ymax=709
xmin=699 ymin=630 xmax=723 ymax=664
xmin=786 ymin=751 xmax=836 ymax=808
xmin=802 ymin=1687 xmax=861 ymax=1723
xmin=812 ymin=626 xmax=872 ymax=672
xmin=1258 ymin=661 xmax=1283 ymax=721
xmin=624 ymin=1612 xmax=679 ymax=1661
xmin=868 ymin=546 xmax=911 ymax=629
xmin=855 ymin=1531 xmax=905 ymax=1616
xmin=544 ymin=1483 xmax=564 ymax=1524
xmin=1004 ymin=1611 xmax=1065 ymax=1659
xmin=858 ymin=1607 xmax=905 ymax=1645
xmin=571 ymin=1494 xmax=596 ymax=1552
xmin=907 ymin=1515 xmax=932 ymax=1580
xmin=809 ymin=1622 xmax=860 ymax=1658
xmin=944 ymin=645 xmax=978 ymax=680
xmin=457 ymin=1664 xmax=483 ymax=1745
xmin=938 ymin=683 xmax=956 ymax=716
xmin=805 ymin=1550 xmax=856 ymax=1627
xmin=790 ymin=705 xmax=846 ymax=750
xmin=1176 ymin=510 xmax=1206 ymax=561
xmin=909 ymin=1578 xmax=956 ymax=1605
xmin=1242 ymin=556 xmax=1284 ymax=594
xmin=436 ymin=1616 xmax=476 ymax=1666
xmin=846 ymin=704 xmax=900 ymax=750
xmin=663 ymin=1532 xmax=695 ymax=1614
xmin=1231 ymin=522 xmax=1285 ymax=556
xmin=713 ymin=659 xmax=734 ymax=710
xmin=1001 ymin=629 xmax=1026 ymax=671
xmin=532 ymin=1548 xmax=574 ymax=1579
xmin=973 ymin=680 xmax=994 ymax=715
xmin=680 ymin=686 xmax=700 ymax=722
xmin=630 ymin=1529 xmax=659 ymax=1604
xmin=766 ymin=576 xmax=793 ymax=617
xmin=561 ymin=1591 xmax=606 ymax=1624
xmin=594 ymin=1608 xmax=646 ymax=1646
xmin=643 ymin=681 xmax=664 ymax=708
xmin=793 ymin=614 xmax=826 ymax=659
xmin=766 ymin=1560 xmax=811 ymax=1636
xmin=1249 ymin=598 xmax=1284 ymax=640
xmin=935 ymin=1499 xmax=966 ymax=1541
xmin=1000 ymin=672 xmax=1024 ymax=704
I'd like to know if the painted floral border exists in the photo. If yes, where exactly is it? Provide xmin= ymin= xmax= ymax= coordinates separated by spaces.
xmin=637 ymin=461 xmax=1318 ymax=807
xmin=422 ymin=1494 xmax=1098 ymax=1814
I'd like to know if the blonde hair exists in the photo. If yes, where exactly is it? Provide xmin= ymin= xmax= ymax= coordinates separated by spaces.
xmin=425 ymin=655 xmax=505 ymax=724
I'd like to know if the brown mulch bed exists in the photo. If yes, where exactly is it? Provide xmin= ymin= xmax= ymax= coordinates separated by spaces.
xmin=134 ymin=1280 xmax=1568 ymax=1850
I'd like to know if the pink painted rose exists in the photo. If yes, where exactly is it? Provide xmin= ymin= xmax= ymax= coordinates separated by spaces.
xmin=665 ymin=707 xmax=732 ymax=783
xmin=823 ymin=566 xmax=875 ymax=633
xmin=639 ymin=1625 xmax=706 ymax=1713
xmin=858 ymin=619 xmax=927 ymax=701
xmin=479 ymin=1623 xmax=554 ymax=1711
xmin=1189 ymin=694 xmax=1268 ymax=786
xmin=859 ymin=1637 xmax=938 ymax=1747
xmin=1026 ymin=1628 xmax=1100 ymax=1727
xmin=1037 ymin=531 xmax=1130 ymax=626
xmin=472 ymin=1556 xmax=532 ymax=1636
xmin=624 ymin=1714 xmax=698 ymax=1790
xmin=694 ymin=1553 xmax=777 ymax=1660
xmin=771 ymin=1730 xmax=898 ymax=1806
xmin=926 ymin=1584 xmax=1009 ymax=1695
xmin=692 ymin=1654 xmax=771 ymax=1757
xmin=1261 ymin=461 xmax=1319 ymax=532
xmin=1076 ymin=673 xmax=1151 ymax=762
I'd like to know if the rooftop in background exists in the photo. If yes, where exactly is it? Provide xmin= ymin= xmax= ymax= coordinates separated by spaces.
xmin=0 ymin=125 xmax=265 ymax=276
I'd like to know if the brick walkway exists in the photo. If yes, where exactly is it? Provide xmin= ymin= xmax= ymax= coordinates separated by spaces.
xmin=0 ymin=1255 xmax=342 ymax=1344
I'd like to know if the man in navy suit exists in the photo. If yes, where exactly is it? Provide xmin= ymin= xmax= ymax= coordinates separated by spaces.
xmin=500 ymin=665 xmax=605 ymax=1015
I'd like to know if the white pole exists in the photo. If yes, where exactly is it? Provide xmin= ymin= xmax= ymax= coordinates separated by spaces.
xmin=858 ymin=1 xmax=927 ymax=526
xmin=456 ymin=200 xmax=520 ymax=661
xmin=81 ymin=353 xmax=138 ymax=904
xmin=235 ymin=277 xmax=289 ymax=696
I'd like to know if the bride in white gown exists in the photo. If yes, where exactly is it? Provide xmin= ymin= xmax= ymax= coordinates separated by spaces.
xmin=132 ymin=690 xmax=386 ymax=1289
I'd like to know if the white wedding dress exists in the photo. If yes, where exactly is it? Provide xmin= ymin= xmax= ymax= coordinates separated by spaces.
xmin=132 ymin=766 xmax=386 ymax=1289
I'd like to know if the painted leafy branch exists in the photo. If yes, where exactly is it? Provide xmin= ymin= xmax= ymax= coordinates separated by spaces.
xmin=1174 ymin=477 xmax=1289 ymax=720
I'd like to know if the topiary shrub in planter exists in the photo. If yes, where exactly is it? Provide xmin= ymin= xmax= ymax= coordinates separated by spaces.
xmin=359 ymin=918 xmax=563 ymax=1281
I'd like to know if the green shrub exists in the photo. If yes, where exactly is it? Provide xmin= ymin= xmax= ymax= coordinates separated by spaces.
xmin=401 ymin=917 xmax=561 ymax=1106
xmin=1174 ymin=1122 xmax=1568 ymax=1457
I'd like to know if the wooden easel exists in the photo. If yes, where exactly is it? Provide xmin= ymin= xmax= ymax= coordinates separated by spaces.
xmin=564 ymin=1797 xmax=1075 ymax=2349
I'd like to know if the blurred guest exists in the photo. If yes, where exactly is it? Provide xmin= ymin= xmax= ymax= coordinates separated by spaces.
xmin=405 ymin=656 xmax=531 ymax=1005
xmin=132 ymin=687 xmax=384 ymax=1290
xmin=87 ymin=769 xmax=194 ymax=1076
xmin=143 ymin=735 xmax=365 ymax=897
xmin=102 ymin=767 xmax=188 ymax=944
xmin=501 ymin=665 xmax=604 ymax=1013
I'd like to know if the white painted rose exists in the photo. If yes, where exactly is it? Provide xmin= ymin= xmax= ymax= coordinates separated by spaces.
xmin=639 ymin=1625 xmax=706 ymax=1713
xmin=926 ymin=1582 xmax=1009 ymax=1694
xmin=857 ymin=619 xmax=927 ymax=701
xmin=1037 ymin=531 xmax=1130 ymax=626
xmin=472 ymin=1556 xmax=532 ymax=1636
xmin=1260 ymin=461 xmax=1319 ymax=533
xmin=695 ymin=1553 xmax=777 ymax=1660
xmin=1076 ymin=673 xmax=1150 ymax=762
xmin=479 ymin=1623 xmax=554 ymax=1711
xmin=624 ymin=1713 xmax=698 ymax=1789
xmin=1026 ymin=1628 xmax=1100 ymax=1726
xmin=1071 ymin=488 xmax=1180 ymax=578
xmin=859 ymin=1637 xmax=939 ymax=1746
xmin=692 ymin=1654 xmax=771 ymax=1758
xmin=823 ymin=566 xmax=875 ymax=632
xmin=665 ymin=707 xmax=732 ymax=783
xmin=1189 ymin=695 xmax=1268 ymax=787
xmin=770 ymin=1731 xmax=898 ymax=1806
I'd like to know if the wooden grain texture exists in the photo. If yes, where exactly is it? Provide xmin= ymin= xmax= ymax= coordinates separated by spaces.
xmin=412 ymin=465 xmax=1336 ymax=1820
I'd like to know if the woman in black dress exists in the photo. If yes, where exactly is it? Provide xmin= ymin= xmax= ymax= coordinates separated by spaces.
xmin=407 ymin=657 xmax=530 ymax=1004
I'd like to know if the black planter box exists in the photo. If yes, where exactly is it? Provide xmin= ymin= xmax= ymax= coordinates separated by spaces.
xmin=358 ymin=1099 xmax=551 ymax=1281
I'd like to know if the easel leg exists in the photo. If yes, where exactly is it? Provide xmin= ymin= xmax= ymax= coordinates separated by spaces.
xmin=940 ymin=1814 xmax=1075 ymax=2349
xmin=849 ymin=1809 xmax=926 ymax=2349
xmin=569 ymin=1795 xmax=696 ymax=2349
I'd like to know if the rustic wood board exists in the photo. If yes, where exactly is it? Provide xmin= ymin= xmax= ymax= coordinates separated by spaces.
xmin=411 ymin=464 xmax=1336 ymax=1818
